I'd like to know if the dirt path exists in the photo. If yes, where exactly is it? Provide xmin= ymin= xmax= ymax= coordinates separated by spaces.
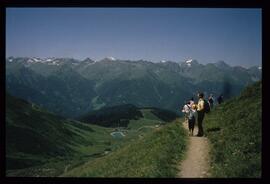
xmin=177 ymin=121 xmax=211 ymax=178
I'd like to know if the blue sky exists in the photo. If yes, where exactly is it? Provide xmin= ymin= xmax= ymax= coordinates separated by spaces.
xmin=6 ymin=8 xmax=261 ymax=67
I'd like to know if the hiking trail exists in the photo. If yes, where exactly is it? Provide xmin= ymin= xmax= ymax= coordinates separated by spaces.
xmin=177 ymin=121 xmax=211 ymax=178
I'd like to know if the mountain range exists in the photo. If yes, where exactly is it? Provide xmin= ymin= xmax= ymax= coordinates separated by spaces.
xmin=6 ymin=57 xmax=261 ymax=118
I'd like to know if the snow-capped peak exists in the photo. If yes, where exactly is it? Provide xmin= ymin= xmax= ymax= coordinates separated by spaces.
xmin=27 ymin=58 xmax=34 ymax=63
xmin=258 ymin=66 xmax=262 ymax=70
xmin=107 ymin=57 xmax=116 ymax=61
xmin=32 ymin=57 xmax=42 ymax=62
xmin=185 ymin=59 xmax=193 ymax=64
xmin=184 ymin=59 xmax=194 ymax=67
xmin=161 ymin=60 xmax=166 ymax=63
xmin=26 ymin=57 xmax=44 ymax=63
xmin=180 ymin=59 xmax=199 ymax=67
xmin=44 ymin=57 xmax=57 ymax=62
xmin=46 ymin=58 xmax=53 ymax=62
xmin=8 ymin=58 xmax=13 ymax=62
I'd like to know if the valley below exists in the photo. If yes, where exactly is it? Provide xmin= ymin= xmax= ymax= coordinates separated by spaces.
xmin=6 ymin=95 xmax=181 ymax=177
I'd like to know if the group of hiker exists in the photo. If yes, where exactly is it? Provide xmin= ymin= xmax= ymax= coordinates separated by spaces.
xmin=181 ymin=93 xmax=223 ymax=136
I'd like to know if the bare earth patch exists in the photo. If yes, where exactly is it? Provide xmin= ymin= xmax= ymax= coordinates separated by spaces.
xmin=177 ymin=122 xmax=211 ymax=178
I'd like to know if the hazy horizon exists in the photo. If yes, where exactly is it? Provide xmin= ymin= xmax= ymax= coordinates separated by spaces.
xmin=6 ymin=8 xmax=261 ymax=68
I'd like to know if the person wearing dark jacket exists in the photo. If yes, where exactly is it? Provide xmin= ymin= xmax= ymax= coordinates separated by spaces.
xmin=217 ymin=94 xmax=223 ymax=104
xmin=208 ymin=94 xmax=214 ymax=109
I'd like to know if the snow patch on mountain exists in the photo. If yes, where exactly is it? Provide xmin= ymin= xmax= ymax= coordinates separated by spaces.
xmin=185 ymin=59 xmax=193 ymax=63
xmin=33 ymin=58 xmax=42 ymax=62
xmin=27 ymin=59 xmax=34 ymax=63
xmin=107 ymin=57 xmax=116 ymax=61
xmin=46 ymin=60 xmax=60 ymax=66
xmin=184 ymin=59 xmax=194 ymax=67
xmin=258 ymin=66 xmax=262 ymax=70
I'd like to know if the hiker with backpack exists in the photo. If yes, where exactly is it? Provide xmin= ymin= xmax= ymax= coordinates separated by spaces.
xmin=217 ymin=94 xmax=224 ymax=104
xmin=196 ymin=92 xmax=210 ymax=137
xmin=208 ymin=94 xmax=214 ymax=109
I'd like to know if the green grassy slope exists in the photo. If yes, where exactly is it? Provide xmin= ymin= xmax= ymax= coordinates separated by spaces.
xmin=6 ymin=94 xmax=78 ymax=167
xmin=204 ymin=81 xmax=261 ymax=177
xmin=6 ymin=94 xmax=115 ymax=176
xmin=62 ymin=118 xmax=187 ymax=177
xmin=6 ymin=94 xmax=184 ymax=177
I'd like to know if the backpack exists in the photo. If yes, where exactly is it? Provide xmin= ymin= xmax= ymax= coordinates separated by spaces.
xmin=203 ymin=99 xmax=210 ymax=113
